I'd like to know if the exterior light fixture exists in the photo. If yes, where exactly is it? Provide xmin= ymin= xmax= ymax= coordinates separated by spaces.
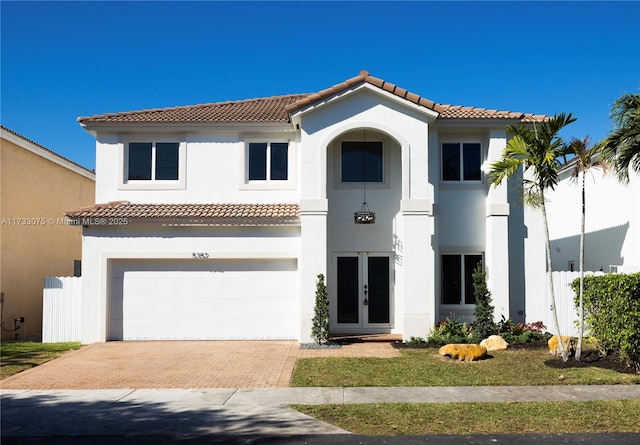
xmin=354 ymin=129 xmax=375 ymax=224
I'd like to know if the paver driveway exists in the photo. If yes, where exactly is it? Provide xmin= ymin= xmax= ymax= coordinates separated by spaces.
xmin=0 ymin=341 xmax=397 ymax=389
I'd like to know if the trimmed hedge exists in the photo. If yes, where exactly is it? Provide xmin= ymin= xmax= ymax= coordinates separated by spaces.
xmin=572 ymin=272 xmax=640 ymax=370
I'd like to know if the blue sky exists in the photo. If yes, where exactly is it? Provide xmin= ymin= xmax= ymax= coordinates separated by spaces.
xmin=2 ymin=1 xmax=638 ymax=170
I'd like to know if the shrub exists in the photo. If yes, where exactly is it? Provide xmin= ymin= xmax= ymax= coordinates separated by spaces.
xmin=497 ymin=317 xmax=550 ymax=345
xmin=427 ymin=318 xmax=473 ymax=345
xmin=572 ymin=272 xmax=640 ymax=370
xmin=471 ymin=261 xmax=496 ymax=341
xmin=311 ymin=274 xmax=330 ymax=344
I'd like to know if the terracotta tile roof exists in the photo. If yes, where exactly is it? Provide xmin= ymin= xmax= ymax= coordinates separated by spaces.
xmin=65 ymin=202 xmax=300 ymax=224
xmin=77 ymin=71 xmax=546 ymax=125
xmin=284 ymin=70 xmax=445 ymax=114
xmin=436 ymin=105 xmax=546 ymax=122
xmin=77 ymin=95 xmax=308 ymax=125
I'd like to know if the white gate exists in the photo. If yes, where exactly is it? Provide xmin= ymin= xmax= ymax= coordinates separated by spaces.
xmin=42 ymin=277 xmax=81 ymax=343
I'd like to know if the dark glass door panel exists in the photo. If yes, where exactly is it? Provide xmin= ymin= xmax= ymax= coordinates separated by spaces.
xmin=337 ymin=257 xmax=359 ymax=323
xmin=367 ymin=256 xmax=390 ymax=324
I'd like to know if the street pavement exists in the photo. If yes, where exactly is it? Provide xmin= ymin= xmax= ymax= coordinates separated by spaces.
xmin=2 ymin=386 xmax=640 ymax=444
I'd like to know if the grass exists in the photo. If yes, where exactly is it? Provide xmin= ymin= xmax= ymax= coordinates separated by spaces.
xmin=1 ymin=341 xmax=82 ymax=379
xmin=293 ymin=400 xmax=640 ymax=435
xmin=290 ymin=346 xmax=640 ymax=387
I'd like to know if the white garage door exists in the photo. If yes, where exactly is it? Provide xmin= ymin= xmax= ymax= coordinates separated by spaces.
xmin=109 ymin=259 xmax=298 ymax=340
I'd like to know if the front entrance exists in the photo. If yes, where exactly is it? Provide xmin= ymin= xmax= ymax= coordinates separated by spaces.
xmin=332 ymin=252 xmax=393 ymax=332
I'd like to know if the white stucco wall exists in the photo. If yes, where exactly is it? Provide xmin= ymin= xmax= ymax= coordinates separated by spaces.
xmin=95 ymin=131 xmax=300 ymax=204
xmin=547 ymin=166 xmax=639 ymax=273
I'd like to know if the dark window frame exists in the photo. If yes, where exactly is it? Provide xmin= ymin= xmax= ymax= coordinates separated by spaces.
xmin=341 ymin=141 xmax=384 ymax=183
xmin=441 ymin=142 xmax=482 ymax=182
xmin=441 ymin=253 xmax=484 ymax=305
xmin=127 ymin=141 xmax=180 ymax=181
xmin=247 ymin=141 xmax=289 ymax=181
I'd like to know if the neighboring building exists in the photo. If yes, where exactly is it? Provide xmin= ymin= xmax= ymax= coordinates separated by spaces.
xmin=0 ymin=126 xmax=95 ymax=341
xmin=69 ymin=71 xmax=550 ymax=344
xmin=547 ymin=158 xmax=640 ymax=274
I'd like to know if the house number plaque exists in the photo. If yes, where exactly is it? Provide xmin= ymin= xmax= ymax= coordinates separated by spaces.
xmin=192 ymin=252 xmax=210 ymax=259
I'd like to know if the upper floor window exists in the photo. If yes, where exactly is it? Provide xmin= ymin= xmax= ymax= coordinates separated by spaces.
xmin=128 ymin=142 xmax=179 ymax=181
xmin=341 ymin=141 xmax=383 ymax=183
xmin=442 ymin=142 xmax=482 ymax=181
xmin=441 ymin=253 xmax=483 ymax=305
xmin=248 ymin=142 xmax=289 ymax=181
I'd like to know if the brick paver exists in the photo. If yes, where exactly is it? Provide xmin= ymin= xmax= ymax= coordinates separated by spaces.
xmin=0 ymin=341 xmax=398 ymax=390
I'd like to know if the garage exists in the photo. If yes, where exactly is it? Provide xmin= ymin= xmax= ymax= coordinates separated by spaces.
xmin=109 ymin=258 xmax=298 ymax=340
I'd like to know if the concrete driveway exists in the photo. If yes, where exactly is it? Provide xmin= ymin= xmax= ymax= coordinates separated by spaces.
xmin=0 ymin=341 xmax=397 ymax=389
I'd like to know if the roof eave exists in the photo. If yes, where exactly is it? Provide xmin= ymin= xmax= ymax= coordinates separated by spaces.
xmin=66 ymin=216 xmax=300 ymax=227
xmin=78 ymin=122 xmax=295 ymax=135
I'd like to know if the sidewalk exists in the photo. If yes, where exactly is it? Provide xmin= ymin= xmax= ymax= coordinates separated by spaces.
xmin=3 ymin=385 xmax=640 ymax=438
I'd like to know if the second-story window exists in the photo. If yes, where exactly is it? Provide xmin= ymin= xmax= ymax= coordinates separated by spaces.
xmin=248 ymin=142 xmax=289 ymax=181
xmin=442 ymin=142 xmax=482 ymax=181
xmin=341 ymin=141 xmax=383 ymax=183
xmin=128 ymin=142 xmax=179 ymax=181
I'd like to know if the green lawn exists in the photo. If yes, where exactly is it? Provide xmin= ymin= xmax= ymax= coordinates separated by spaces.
xmin=293 ymin=400 xmax=640 ymax=435
xmin=1 ymin=341 xmax=82 ymax=379
xmin=291 ymin=346 xmax=640 ymax=387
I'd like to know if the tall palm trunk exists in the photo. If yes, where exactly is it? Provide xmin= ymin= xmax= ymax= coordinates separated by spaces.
xmin=576 ymin=172 xmax=586 ymax=360
xmin=541 ymin=188 xmax=568 ymax=361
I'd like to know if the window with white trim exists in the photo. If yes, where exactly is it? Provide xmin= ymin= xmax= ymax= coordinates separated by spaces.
xmin=441 ymin=253 xmax=483 ymax=305
xmin=127 ymin=142 xmax=180 ymax=181
xmin=441 ymin=142 xmax=482 ymax=181
xmin=247 ymin=142 xmax=289 ymax=181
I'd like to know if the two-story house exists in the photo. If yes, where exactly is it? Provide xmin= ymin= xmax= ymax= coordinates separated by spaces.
xmin=68 ymin=71 xmax=548 ymax=344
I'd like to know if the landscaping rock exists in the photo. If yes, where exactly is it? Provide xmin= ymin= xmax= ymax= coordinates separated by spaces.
xmin=438 ymin=344 xmax=488 ymax=361
xmin=548 ymin=335 xmax=576 ymax=357
xmin=480 ymin=335 xmax=509 ymax=351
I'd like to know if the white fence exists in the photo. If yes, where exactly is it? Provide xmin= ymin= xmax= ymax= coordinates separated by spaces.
xmin=42 ymin=277 xmax=81 ymax=343
xmin=546 ymin=271 xmax=604 ymax=337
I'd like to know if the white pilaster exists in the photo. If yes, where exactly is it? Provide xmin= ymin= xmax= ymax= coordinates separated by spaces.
xmin=485 ymin=129 xmax=510 ymax=319
xmin=299 ymin=199 xmax=328 ymax=343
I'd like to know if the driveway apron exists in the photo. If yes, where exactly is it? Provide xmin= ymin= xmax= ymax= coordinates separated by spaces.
xmin=0 ymin=340 xmax=398 ymax=389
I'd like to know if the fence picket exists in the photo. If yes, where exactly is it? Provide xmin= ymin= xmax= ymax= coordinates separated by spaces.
xmin=546 ymin=271 xmax=603 ymax=337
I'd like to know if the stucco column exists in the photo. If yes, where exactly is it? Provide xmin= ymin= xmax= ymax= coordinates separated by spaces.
xmin=485 ymin=129 xmax=510 ymax=320
xmin=298 ymin=199 xmax=328 ymax=343
xmin=399 ymin=199 xmax=435 ymax=340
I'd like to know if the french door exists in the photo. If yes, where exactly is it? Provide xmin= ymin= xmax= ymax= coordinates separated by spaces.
xmin=333 ymin=252 xmax=392 ymax=330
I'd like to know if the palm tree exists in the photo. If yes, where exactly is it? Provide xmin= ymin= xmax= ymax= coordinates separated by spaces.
xmin=488 ymin=113 xmax=576 ymax=362
xmin=602 ymin=93 xmax=640 ymax=183
xmin=565 ymin=136 xmax=607 ymax=361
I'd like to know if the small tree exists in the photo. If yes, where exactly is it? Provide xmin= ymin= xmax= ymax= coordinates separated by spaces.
xmin=488 ymin=112 xmax=577 ymax=361
xmin=311 ymin=274 xmax=330 ymax=344
xmin=472 ymin=261 xmax=496 ymax=341
xmin=565 ymin=136 xmax=607 ymax=361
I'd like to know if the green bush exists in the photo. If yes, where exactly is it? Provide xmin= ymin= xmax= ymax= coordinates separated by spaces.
xmin=471 ymin=261 xmax=496 ymax=342
xmin=497 ymin=317 xmax=550 ymax=345
xmin=571 ymin=272 xmax=640 ymax=370
xmin=311 ymin=274 xmax=330 ymax=344
xmin=427 ymin=318 xmax=473 ymax=345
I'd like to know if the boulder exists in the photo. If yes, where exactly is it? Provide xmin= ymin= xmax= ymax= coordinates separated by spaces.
xmin=548 ymin=335 xmax=576 ymax=357
xmin=480 ymin=335 xmax=509 ymax=351
xmin=439 ymin=344 xmax=488 ymax=361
